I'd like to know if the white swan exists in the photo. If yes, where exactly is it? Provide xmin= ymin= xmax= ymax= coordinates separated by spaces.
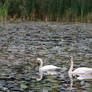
xmin=68 ymin=56 xmax=92 ymax=80
xmin=37 ymin=58 xmax=61 ymax=75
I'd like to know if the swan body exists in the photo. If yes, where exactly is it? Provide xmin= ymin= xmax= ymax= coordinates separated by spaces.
xmin=68 ymin=56 xmax=92 ymax=80
xmin=37 ymin=58 xmax=61 ymax=75
xmin=40 ymin=65 xmax=61 ymax=72
xmin=73 ymin=67 xmax=92 ymax=76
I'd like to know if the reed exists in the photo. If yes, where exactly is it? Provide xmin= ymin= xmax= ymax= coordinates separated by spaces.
xmin=0 ymin=0 xmax=92 ymax=22
xmin=0 ymin=0 xmax=9 ymax=21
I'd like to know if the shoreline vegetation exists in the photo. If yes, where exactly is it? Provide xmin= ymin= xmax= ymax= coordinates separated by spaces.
xmin=0 ymin=0 xmax=92 ymax=23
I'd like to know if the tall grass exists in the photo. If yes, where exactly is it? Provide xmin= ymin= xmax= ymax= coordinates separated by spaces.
xmin=0 ymin=0 xmax=92 ymax=22
xmin=0 ymin=0 xmax=9 ymax=21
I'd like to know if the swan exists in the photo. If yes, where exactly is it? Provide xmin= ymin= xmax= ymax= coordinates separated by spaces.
xmin=68 ymin=56 xmax=92 ymax=80
xmin=36 ymin=58 xmax=61 ymax=75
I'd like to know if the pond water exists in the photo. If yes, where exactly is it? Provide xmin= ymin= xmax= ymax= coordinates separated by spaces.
xmin=0 ymin=22 xmax=92 ymax=92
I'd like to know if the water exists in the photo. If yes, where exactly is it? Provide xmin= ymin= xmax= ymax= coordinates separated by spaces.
xmin=0 ymin=22 xmax=92 ymax=92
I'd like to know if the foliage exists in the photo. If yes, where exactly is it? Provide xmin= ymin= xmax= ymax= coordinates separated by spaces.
xmin=0 ymin=0 xmax=92 ymax=22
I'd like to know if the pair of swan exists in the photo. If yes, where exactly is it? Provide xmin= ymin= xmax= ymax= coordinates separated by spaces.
xmin=36 ymin=57 xmax=92 ymax=81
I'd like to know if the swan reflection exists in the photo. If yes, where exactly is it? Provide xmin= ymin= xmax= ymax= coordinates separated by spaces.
xmin=36 ymin=72 xmax=43 ymax=81
xmin=68 ymin=73 xmax=73 ymax=89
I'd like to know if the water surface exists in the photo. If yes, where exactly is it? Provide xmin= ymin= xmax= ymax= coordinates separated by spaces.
xmin=0 ymin=22 xmax=92 ymax=92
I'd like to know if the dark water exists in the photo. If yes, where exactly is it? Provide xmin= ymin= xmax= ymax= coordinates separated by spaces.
xmin=0 ymin=22 xmax=92 ymax=92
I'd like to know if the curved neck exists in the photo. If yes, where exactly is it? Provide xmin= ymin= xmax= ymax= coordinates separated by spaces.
xmin=39 ymin=59 xmax=43 ymax=68
xmin=69 ymin=56 xmax=74 ymax=73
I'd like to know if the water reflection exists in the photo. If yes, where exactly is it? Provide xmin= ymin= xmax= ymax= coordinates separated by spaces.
xmin=36 ymin=71 xmax=43 ymax=81
xmin=68 ymin=73 xmax=73 ymax=90
xmin=36 ymin=70 xmax=61 ymax=81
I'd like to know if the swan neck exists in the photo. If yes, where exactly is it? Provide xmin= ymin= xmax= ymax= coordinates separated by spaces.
xmin=69 ymin=56 xmax=73 ymax=73
xmin=39 ymin=59 xmax=43 ymax=68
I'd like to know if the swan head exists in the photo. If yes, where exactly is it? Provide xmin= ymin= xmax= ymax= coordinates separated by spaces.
xmin=70 ymin=56 xmax=73 ymax=61
xmin=37 ymin=58 xmax=42 ymax=62
xmin=36 ymin=58 xmax=43 ymax=68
